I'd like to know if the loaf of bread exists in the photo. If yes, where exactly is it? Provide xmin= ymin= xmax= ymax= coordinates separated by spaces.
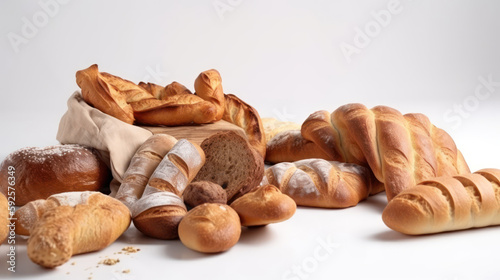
xmin=131 ymin=139 xmax=205 ymax=239
xmin=266 ymin=104 xmax=470 ymax=201
xmin=24 ymin=191 xmax=130 ymax=268
xmin=193 ymin=131 xmax=265 ymax=203
xmin=76 ymin=64 xmax=224 ymax=126
xmin=0 ymin=193 xmax=8 ymax=244
xmin=261 ymin=159 xmax=372 ymax=208
xmin=115 ymin=134 xmax=178 ymax=209
xmin=222 ymin=94 xmax=266 ymax=158
xmin=183 ymin=181 xmax=227 ymax=209
xmin=230 ymin=185 xmax=296 ymax=227
xmin=382 ymin=169 xmax=500 ymax=235
xmin=178 ymin=203 xmax=241 ymax=253
xmin=0 ymin=144 xmax=111 ymax=206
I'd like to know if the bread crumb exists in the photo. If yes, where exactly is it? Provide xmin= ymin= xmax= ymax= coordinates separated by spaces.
xmin=98 ymin=258 xmax=120 ymax=265
xmin=122 ymin=246 xmax=140 ymax=253
xmin=123 ymin=269 xmax=130 ymax=274
xmin=71 ymin=262 xmax=76 ymax=265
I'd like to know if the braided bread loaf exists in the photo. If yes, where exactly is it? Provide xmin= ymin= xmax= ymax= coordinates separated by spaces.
xmin=266 ymin=104 xmax=470 ymax=201
xmin=383 ymin=169 xmax=500 ymax=235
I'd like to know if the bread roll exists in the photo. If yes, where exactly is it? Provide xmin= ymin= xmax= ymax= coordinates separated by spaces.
xmin=194 ymin=69 xmax=225 ymax=121
xmin=193 ymin=131 xmax=265 ymax=203
xmin=230 ymin=185 xmax=296 ymax=227
xmin=25 ymin=192 xmax=130 ymax=268
xmin=178 ymin=203 xmax=241 ymax=253
xmin=183 ymin=181 xmax=227 ymax=209
xmin=382 ymin=169 xmax=500 ymax=235
xmin=0 ymin=144 xmax=111 ymax=206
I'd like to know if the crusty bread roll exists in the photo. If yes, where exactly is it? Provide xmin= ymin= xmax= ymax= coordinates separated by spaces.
xmin=382 ymin=169 xmax=500 ymax=235
xmin=183 ymin=181 xmax=227 ymax=209
xmin=193 ymin=131 xmax=265 ymax=203
xmin=0 ymin=144 xmax=111 ymax=206
xmin=230 ymin=185 xmax=296 ymax=227
xmin=25 ymin=191 xmax=130 ymax=268
xmin=261 ymin=159 xmax=372 ymax=208
xmin=131 ymin=139 xmax=205 ymax=239
xmin=0 ymin=193 xmax=8 ymax=244
xmin=115 ymin=134 xmax=178 ymax=209
xmin=266 ymin=104 xmax=470 ymax=201
xmin=178 ymin=203 xmax=241 ymax=253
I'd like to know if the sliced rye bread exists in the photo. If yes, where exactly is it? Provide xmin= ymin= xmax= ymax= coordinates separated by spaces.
xmin=192 ymin=131 xmax=265 ymax=203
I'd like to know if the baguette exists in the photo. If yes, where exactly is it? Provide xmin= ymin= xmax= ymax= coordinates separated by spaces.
xmin=382 ymin=168 xmax=500 ymax=235
xmin=115 ymin=134 xmax=178 ymax=209
xmin=261 ymin=159 xmax=372 ymax=208
xmin=25 ymin=192 xmax=130 ymax=268
xmin=131 ymin=139 xmax=205 ymax=239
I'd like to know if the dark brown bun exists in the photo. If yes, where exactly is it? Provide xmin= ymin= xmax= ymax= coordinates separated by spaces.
xmin=0 ymin=144 xmax=111 ymax=206
xmin=183 ymin=181 xmax=227 ymax=209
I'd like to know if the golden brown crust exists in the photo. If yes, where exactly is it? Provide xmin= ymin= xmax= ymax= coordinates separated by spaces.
xmin=382 ymin=170 xmax=500 ymax=235
xmin=178 ymin=203 xmax=241 ymax=253
xmin=194 ymin=69 xmax=225 ymax=121
xmin=261 ymin=159 xmax=372 ymax=208
xmin=222 ymin=94 xmax=266 ymax=158
xmin=0 ymin=144 xmax=111 ymax=206
xmin=26 ymin=192 xmax=131 ymax=268
xmin=266 ymin=103 xmax=470 ymax=201
xmin=0 ymin=193 xmax=8 ymax=244
xmin=230 ymin=185 xmax=296 ymax=227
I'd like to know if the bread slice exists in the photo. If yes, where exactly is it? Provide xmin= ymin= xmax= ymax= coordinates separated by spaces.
xmin=193 ymin=131 xmax=265 ymax=203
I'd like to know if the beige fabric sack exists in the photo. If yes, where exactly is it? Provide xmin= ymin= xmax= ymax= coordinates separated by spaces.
xmin=56 ymin=92 xmax=152 ymax=190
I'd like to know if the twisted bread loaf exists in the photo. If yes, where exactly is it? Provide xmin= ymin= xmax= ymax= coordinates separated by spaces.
xmin=261 ymin=159 xmax=372 ymax=208
xmin=21 ymin=191 xmax=130 ymax=268
xmin=383 ymin=169 xmax=500 ymax=235
xmin=131 ymin=139 xmax=205 ymax=239
xmin=0 ymin=193 xmax=8 ymax=244
xmin=266 ymin=104 xmax=470 ymax=201
xmin=76 ymin=65 xmax=224 ymax=126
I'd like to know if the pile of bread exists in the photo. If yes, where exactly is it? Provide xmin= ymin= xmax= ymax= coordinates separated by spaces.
xmin=1 ymin=65 xmax=500 ymax=269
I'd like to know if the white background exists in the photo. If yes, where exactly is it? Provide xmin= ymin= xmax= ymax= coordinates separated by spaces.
xmin=1 ymin=1 xmax=500 ymax=279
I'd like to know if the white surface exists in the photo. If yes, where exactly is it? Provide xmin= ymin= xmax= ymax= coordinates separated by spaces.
xmin=1 ymin=1 xmax=500 ymax=279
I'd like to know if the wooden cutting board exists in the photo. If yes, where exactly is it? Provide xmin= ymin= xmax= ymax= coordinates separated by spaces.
xmin=140 ymin=120 xmax=247 ymax=146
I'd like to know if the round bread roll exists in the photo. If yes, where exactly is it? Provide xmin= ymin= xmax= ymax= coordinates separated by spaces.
xmin=183 ymin=181 xmax=227 ymax=209
xmin=0 ymin=192 xmax=8 ymax=244
xmin=0 ymin=144 xmax=111 ymax=206
xmin=178 ymin=203 xmax=241 ymax=253
xmin=230 ymin=185 xmax=297 ymax=227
